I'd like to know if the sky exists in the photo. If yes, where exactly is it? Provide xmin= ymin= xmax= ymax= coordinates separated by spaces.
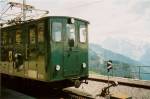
xmin=1 ymin=0 xmax=150 ymax=44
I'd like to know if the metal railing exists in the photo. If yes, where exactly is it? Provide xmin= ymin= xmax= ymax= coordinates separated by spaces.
xmin=89 ymin=65 xmax=150 ymax=80
xmin=130 ymin=66 xmax=150 ymax=80
xmin=111 ymin=65 xmax=150 ymax=80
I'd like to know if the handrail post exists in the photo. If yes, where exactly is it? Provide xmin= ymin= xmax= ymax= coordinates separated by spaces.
xmin=139 ymin=66 xmax=141 ymax=80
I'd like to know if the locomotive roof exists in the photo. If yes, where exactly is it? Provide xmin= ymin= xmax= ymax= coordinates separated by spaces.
xmin=45 ymin=16 xmax=89 ymax=23
xmin=1 ymin=16 xmax=89 ymax=29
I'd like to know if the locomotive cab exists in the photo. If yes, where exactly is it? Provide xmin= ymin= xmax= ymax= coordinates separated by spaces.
xmin=49 ymin=17 xmax=89 ymax=84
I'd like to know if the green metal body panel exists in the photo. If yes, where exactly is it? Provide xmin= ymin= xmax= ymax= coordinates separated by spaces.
xmin=0 ymin=16 xmax=89 ymax=83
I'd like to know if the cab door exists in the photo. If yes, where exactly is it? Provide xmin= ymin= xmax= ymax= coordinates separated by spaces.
xmin=50 ymin=18 xmax=64 ymax=80
xmin=63 ymin=18 xmax=80 ymax=77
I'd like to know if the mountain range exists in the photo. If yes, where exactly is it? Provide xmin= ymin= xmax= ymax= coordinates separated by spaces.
xmin=99 ymin=37 xmax=150 ymax=65
xmin=89 ymin=43 xmax=141 ymax=66
xmin=89 ymin=43 xmax=139 ymax=78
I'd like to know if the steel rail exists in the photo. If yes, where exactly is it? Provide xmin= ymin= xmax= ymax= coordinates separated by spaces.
xmin=88 ymin=76 xmax=150 ymax=90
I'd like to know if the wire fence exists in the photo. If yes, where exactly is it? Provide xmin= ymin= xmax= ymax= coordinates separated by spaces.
xmin=89 ymin=65 xmax=150 ymax=80
xmin=112 ymin=65 xmax=150 ymax=80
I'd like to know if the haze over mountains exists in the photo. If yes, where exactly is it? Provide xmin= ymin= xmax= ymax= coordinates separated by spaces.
xmin=89 ymin=44 xmax=150 ymax=80
xmin=96 ymin=37 xmax=150 ymax=65
xmin=89 ymin=39 xmax=150 ymax=79
xmin=89 ymin=43 xmax=138 ymax=78
xmin=89 ymin=43 xmax=141 ymax=66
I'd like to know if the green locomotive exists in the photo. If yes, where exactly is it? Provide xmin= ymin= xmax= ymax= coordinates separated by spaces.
xmin=0 ymin=16 xmax=89 ymax=88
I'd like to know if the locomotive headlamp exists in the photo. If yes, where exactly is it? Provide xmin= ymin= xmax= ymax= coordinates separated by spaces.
xmin=71 ymin=18 xmax=75 ymax=23
xmin=68 ymin=18 xmax=75 ymax=24
xmin=82 ymin=63 xmax=86 ymax=68
xmin=56 ymin=65 xmax=61 ymax=71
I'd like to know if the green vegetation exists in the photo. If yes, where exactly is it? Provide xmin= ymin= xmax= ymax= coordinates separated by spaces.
xmin=89 ymin=43 xmax=139 ymax=78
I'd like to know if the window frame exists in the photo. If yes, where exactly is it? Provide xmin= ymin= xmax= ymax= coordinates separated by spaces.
xmin=66 ymin=24 xmax=76 ymax=42
xmin=37 ymin=22 xmax=45 ymax=43
xmin=79 ymin=24 xmax=87 ymax=43
xmin=52 ymin=21 xmax=63 ymax=42
xmin=15 ymin=29 xmax=22 ymax=45
xmin=1 ymin=31 xmax=9 ymax=45
xmin=29 ymin=25 xmax=36 ymax=44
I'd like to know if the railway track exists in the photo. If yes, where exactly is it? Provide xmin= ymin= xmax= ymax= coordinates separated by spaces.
xmin=1 ymin=86 xmax=95 ymax=99
xmin=34 ymin=88 xmax=95 ymax=99
xmin=2 ymin=74 xmax=150 ymax=99
xmin=1 ymin=75 xmax=94 ymax=99
xmin=1 ymin=87 xmax=95 ymax=99
xmin=63 ymin=88 xmax=94 ymax=99
xmin=88 ymin=75 xmax=150 ymax=89
xmin=62 ymin=75 xmax=150 ymax=99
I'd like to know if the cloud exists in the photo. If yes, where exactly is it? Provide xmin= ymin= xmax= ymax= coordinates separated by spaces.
xmin=1 ymin=0 xmax=150 ymax=44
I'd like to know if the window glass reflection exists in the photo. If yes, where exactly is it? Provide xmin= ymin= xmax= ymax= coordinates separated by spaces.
xmin=80 ymin=25 xmax=87 ymax=43
xmin=52 ymin=22 xmax=62 ymax=42
xmin=66 ymin=24 xmax=75 ymax=41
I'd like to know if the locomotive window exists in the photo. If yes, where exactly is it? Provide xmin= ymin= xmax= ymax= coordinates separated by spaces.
xmin=52 ymin=22 xmax=62 ymax=42
xmin=8 ymin=32 xmax=13 ymax=45
xmin=2 ymin=31 xmax=8 ymax=45
xmin=80 ymin=25 xmax=87 ymax=43
xmin=66 ymin=24 xmax=75 ymax=41
xmin=38 ymin=23 xmax=44 ymax=43
xmin=29 ymin=27 xmax=36 ymax=44
xmin=16 ymin=30 xmax=22 ymax=44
